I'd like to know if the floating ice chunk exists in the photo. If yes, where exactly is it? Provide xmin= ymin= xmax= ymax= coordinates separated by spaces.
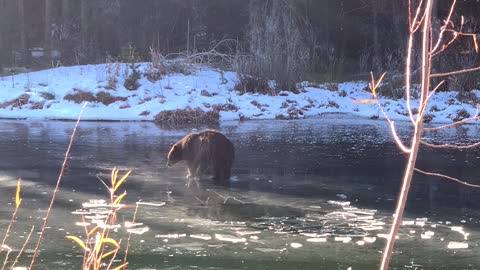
xmin=409 ymin=230 xmax=416 ymax=234
xmin=75 ymin=222 xmax=91 ymax=227
xmin=250 ymin=236 xmax=259 ymax=240
xmin=447 ymin=242 xmax=468 ymax=249
xmin=215 ymin=234 xmax=246 ymax=243
xmin=155 ymin=234 xmax=187 ymax=239
xmin=424 ymin=231 xmax=434 ymax=236
xmin=300 ymin=233 xmax=329 ymax=238
xmin=420 ymin=234 xmax=431 ymax=239
xmin=356 ymin=240 xmax=365 ymax=246
xmin=82 ymin=199 xmax=109 ymax=208
xmin=125 ymin=222 xmax=144 ymax=228
xmin=334 ymin=236 xmax=352 ymax=243
xmin=190 ymin=234 xmax=212 ymax=241
xmin=377 ymin=234 xmax=398 ymax=239
xmin=306 ymin=238 xmax=327 ymax=243
xmin=12 ymin=267 xmax=27 ymax=270
xmin=336 ymin=194 xmax=348 ymax=200
xmin=362 ymin=226 xmax=384 ymax=231
xmin=255 ymin=248 xmax=284 ymax=253
xmin=363 ymin=237 xmax=376 ymax=243
xmin=451 ymin=226 xmax=463 ymax=232
xmin=327 ymin=200 xmax=351 ymax=206
xmin=290 ymin=243 xmax=303 ymax=248
xmin=415 ymin=221 xmax=426 ymax=227
xmin=127 ymin=227 xmax=149 ymax=234
xmin=236 ymin=230 xmax=261 ymax=236
xmin=402 ymin=220 xmax=415 ymax=226
xmin=136 ymin=201 xmax=166 ymax=207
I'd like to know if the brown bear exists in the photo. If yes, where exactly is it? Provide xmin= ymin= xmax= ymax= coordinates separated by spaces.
xmin=167 ymin=130 xmax=235 ymax=186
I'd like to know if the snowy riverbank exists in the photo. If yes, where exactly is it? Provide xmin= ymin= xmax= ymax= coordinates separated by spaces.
xmin=0 ymin=63 xmax=478 ymax=124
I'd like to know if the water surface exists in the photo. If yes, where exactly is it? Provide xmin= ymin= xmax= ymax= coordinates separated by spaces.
xmin=0 ymin=116 xmax=479 ymax=269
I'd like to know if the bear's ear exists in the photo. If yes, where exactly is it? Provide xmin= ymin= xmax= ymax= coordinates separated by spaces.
xmin=170 ymin=143 xmax=174 ymax=148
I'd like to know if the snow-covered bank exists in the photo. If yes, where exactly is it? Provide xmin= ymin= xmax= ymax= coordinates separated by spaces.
xmin=0 ymin=63 xmax=478 ymax=124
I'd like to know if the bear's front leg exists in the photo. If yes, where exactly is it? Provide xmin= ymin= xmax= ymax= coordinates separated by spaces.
xmin=186 ymin=161 xmax=198 ymax=179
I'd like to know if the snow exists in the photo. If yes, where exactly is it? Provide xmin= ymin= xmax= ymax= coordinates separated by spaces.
xmin=0 ymin=63 xmax=478 ymax=124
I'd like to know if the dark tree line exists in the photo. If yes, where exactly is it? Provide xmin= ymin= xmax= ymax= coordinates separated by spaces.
xmin=1 ymin=0 xmax=479 ymax=85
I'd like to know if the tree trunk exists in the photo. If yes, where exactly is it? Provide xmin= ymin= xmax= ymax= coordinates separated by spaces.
xmin=379 ymin=1 xmax=433 ymax=269
xmin=80 ymin=0 xmax=87 ymax=45
xmin=18 ymin=0 xmax=26 ymax=56
xmin=371 ymin=0 xmax=380 ymax=70
xmin=61 ymin=0 xmax=70 ymax=23
xmin=44 ymin=0 xmax=52 ymax=60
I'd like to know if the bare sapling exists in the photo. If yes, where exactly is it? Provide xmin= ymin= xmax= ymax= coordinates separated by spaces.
xmin=365 ymin=0 xmax=480 ymax=269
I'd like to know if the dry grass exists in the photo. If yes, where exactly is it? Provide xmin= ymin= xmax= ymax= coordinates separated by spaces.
xmin=96 ymin=91 xmax=128 ymax=106
xmin=30 ymin=102 xmax=44 ymax=110
xmin=0 ymin=94 xmax=30 ymax=108
xmin=67 ymin=168 xmax=139 ymax=270
xmin=64 ymin=89 xmax=96 ymax=104
xmin=154 ymin=108 xmax=219 ymax=126
xmin=39 ymin=92 xmax=55 ymax=100
xmin=64 ymin=89 xmax=127 ymax=106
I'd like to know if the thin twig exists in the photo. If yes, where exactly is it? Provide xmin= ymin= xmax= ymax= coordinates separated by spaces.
xmin=431 ymin=65 xmax=480 ymax=78
xmin=0 ymin=207 xmax=19 ymax=258
xmin=29 ymin=102 xmax=87 ymax=269
xmin=123 ymin=202 xmax=140 ymax=267
xmin=423 ymin=115 xmax=480 ymax=131
xmin=415 ymin=168 xmax=480 ymax=188
xmin=420 ymin=139 xmax=480 ymax=149
xmin=9 ymin=225 xmax=35 ymax=270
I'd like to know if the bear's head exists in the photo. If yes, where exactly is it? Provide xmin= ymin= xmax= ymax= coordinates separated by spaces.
xmin=167 ymin=143 xmax=183 ymax=167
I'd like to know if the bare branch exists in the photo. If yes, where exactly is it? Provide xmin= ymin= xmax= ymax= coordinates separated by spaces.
xmin=423 ymin=115 xmax=480 ymax=131
xmin=431 ymin=65 xmax=480 ymax=78
xmin=431 ymin=0 xmax=458 ymax=55
xmin=370 ymin=73 xmax=412 ymax=153
xmin=420 ymin=139 xmax=480 ymax=149
xmin=415 ymin=168 xmax=480 ymax=188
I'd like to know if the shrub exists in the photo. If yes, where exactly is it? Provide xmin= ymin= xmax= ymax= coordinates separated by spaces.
xmin=123 ymin=63 xmax=141 ymax=91
xmin=376 ymin=76 xmax=405 ymax=99
xmin=452 ymin=109 xmax=471 ymax=122
xmin=457 ymin=91 xmax=480 ymax=105
xmin=234 ymin=73 xmax=272 ymax=95
xmin=154 ymin=108 xmax=219 ymax=126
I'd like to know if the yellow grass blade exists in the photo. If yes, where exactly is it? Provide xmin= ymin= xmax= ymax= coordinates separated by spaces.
xmin=113 ymin=192 xmax=127 ymax=206
xmin=111 ymin=262 xmax=129 ymax=270
xmin=100 ymin=250 xmax=117 ymax=259
xmin=15 ymin=178 xmax=22 ymax=208
xmin=88 ymin=226 xmax=100 ymax=236
xmin=111 ymin=167 xmax=119 ymax=187
xmin=66 ymin=236 xmax=90 ymax=251
xmin=114 ymin=170 xmax=132 ymax=192
xmin=101 ymin=238 xmax=120 ymax=249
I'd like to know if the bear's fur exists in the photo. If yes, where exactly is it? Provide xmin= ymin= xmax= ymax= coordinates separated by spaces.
xmin=167 ymin=130 xmax=235 ymax=186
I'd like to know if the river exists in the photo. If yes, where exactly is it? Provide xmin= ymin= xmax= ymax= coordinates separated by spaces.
xmin=0 ymin=115 xmax=479 ymax=269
